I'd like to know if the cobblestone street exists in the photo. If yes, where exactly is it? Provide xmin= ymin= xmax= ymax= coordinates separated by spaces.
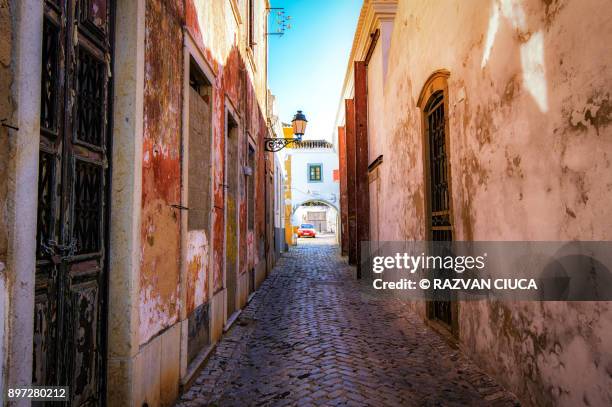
xmin=177 ymin=237 xmax=519 ymax=407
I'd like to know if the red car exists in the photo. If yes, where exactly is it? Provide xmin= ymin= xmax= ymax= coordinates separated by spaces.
xmin=297 ymin=223 xmax=316 ymax=238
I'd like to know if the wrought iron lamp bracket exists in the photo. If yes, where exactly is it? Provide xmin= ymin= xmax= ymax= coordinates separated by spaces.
xmin=264 ymin=137 xmax=300 ymax=152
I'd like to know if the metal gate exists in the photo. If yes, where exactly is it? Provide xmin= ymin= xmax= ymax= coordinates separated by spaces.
xmin=34 ymin=0 xmax=113 ymax=404
xmin=425 ymin=91 xmax=453 ymax=327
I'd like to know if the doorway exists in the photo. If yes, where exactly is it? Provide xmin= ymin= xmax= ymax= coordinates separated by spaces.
xmin=34 ymin=1 xmax=114 ymax=404
xmin=186 ymin=57 xmax=213 ymax=363
xmin=423 ymin=88 xmax=455 ymax=329
xmin=247 ymin=144 xmax=256 ymax=294
xmin=225 ymin=112 xmax=240 ymax=319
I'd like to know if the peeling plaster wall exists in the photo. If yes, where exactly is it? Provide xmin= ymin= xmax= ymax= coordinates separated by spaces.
xmin=140 ymin=0 xmax=184 ymax=345
xmin=186 ymin=231 xmax=209 ymax=314
xmin=0 ymin=0 xmax=11 ymax=239
xmin=131 ymin=0 xmax=273 ymax=359
xmin=137 ymin=0 xmax=270 ymax=383
xmin=184 ymin=0 xmax=269 ymax=296
xmin=0 ymin=0 xmax=12 ymax=395
xmin=0 ymin=0 xmax=271 ymax=402
xmin=374 ymin=0 xmax=612 ymax=405
xmin=0 ymin=0 xmax=12 ymax=265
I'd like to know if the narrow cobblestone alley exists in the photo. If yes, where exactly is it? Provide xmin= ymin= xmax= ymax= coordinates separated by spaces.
xmin=177 ymin=237 xmax=519 ymax=407
xmin=1 ymin=1 xmax=610 ymax=405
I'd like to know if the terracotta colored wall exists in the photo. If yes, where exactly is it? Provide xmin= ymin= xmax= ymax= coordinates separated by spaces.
xmin=139 ymin=0 xmax=184 ymax=345
xmin=367 ymin=0 xmax=612 ymax=405
xmin=184 ymin=0 xmax=268 ymax=299
xmin=136 ymin=0 xmax=287 ymax=351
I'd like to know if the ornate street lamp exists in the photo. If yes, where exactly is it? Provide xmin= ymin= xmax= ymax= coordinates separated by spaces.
xmin=264 ymin=110 xmax=308 ymax=152
xmin=291 ymin=110 xmax=307 ymax=136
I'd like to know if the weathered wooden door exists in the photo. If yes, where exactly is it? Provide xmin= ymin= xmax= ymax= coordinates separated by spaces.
xmin=34 ymin=0 xmax=113 ymax=404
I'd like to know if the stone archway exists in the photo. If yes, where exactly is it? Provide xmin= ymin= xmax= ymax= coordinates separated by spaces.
xmin=291 ymin=198 xmax=339 ymax=215
xmin=292 ymin=199 xmax=340 ymax=237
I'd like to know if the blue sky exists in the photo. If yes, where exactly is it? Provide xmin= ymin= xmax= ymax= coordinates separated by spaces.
xmin=268 ymin=0 xmax=361 ymax=141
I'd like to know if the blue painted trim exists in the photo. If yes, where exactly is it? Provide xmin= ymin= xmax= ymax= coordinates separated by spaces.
xmin=307 ymin=163 xmax=323 ymax=183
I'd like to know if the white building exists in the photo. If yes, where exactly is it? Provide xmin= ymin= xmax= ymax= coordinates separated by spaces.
xmin=285 ymin=140 xmax=340 ymax=235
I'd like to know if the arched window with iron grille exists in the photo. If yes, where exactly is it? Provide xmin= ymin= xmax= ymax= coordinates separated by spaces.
xmin=424 ymin=90 xmax=453 ymax=242
xmin=417 ymin=70 xmax=457 ymax=332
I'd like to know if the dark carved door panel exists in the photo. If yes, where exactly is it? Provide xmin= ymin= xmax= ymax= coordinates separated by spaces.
xmin=35 ymin=1 xmax=113 ymax=405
